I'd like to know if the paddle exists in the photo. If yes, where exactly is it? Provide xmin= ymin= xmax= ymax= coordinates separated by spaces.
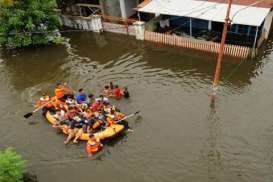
xmin=24 ymin=82 xmax=74 ymax=119
xmin=116 ymin=111 xmax=140 ymax=124
xmin=23 ymin=98 xmax=55 ymax=119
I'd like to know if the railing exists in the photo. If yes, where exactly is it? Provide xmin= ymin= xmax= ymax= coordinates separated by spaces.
xmin=145 ymin=31 xmax=251 ymax=58
xmin=102 ymin=15 xmax=137 ymax=35
xmin=102 ymin=15 xmax=137 ymax=25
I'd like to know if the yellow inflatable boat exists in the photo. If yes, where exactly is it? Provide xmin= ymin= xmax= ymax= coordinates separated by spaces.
xmin=45 ymin=111 xmax=125 ymax=141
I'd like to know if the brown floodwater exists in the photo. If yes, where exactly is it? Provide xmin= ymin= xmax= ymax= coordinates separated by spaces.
xmin=1 ymin=32 xmax=273 ymax=182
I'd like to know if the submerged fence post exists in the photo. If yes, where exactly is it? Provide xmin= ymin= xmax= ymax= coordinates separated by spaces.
xmin=134 ymin=21 xmax=145 ymax=40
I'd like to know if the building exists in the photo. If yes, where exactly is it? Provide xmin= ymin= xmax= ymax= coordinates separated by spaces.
xmin=136 ymin=0 xmax=273 ymax=57
xmin=58 ymin=0 xmax=144 ymax=18
xmin=56 ymin=0 xmax=273 ymax=58
xmin=57 ymin=0 xmax=144 ymax=34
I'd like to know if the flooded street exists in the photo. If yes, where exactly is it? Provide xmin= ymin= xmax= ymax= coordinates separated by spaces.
xmin=1 ymin=32 xmax=273 ymax=182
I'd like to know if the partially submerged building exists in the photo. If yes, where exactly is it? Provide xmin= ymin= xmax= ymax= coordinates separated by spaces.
xmin=58 ymin=0 xmax=143 ymax=18
xmin=58 ymin=0 xmax=143 ymax=34
xmin=57 ymin=0 xmax=273 ymax=58
xmin=136 ymin=0 xmax=273 ymax=58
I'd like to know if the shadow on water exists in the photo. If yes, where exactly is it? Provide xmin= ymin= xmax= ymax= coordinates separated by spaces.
xmin=202 ymin=99 xmax=223 ymax=180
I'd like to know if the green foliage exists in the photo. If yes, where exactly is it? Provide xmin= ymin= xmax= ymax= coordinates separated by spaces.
xmin=0 ymin=0 xmax=64 ymax=48
xmin=0 ymin=148 xmax=26 ymax=182
xmin=0 ymin=0 xmax=15 ymax=7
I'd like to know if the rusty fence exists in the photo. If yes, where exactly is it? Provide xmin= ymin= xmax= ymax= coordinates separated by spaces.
xmin=144 ymin=31 xmax=251 ymax=58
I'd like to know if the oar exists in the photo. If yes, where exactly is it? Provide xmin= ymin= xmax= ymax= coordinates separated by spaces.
xmin=23 ymin=98 xmax=55 ymax=119
xmin=116 ymin=111 xmax=140 ymax=124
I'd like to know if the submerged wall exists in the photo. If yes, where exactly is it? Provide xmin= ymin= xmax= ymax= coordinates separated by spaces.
xmin=103 ymin=22 xmax=135 ymax=35
xmin=60 ymin=15 xmax=103 ymax=32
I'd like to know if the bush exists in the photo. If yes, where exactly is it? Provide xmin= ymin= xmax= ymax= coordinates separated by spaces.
xmin=0 ymin=148 xmax=26 ymax=182
xmin=0 ymin=0 xmax=64 ymax=48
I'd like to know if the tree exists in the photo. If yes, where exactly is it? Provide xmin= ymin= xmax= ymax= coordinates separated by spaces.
xmin=0 ymin=148 xmax=26 ymax=182
xmin=0 ymin=0 xmax=64 ymax=48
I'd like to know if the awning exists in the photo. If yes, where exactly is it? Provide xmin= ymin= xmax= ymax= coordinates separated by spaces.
xmin=137 ymin=0 xmax=271 ymax=26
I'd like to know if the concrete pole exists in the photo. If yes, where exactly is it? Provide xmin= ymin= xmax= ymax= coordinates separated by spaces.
xmin=262 ymin=10 xmax=273 ymax=40
xmin=251 ymin=26 xmax=259 ymax=58
xmin=208 ymin=20 xmax=212 ymax=31
xmin=134 ymin=21 xmax=145 ymax=40
xmin=138 ymin=12 xmax=141 ymax=21
xmin=119 ymin=0 xmax=127 ymax=18
xmin=190 ymin=18 xmax=192 ymax=37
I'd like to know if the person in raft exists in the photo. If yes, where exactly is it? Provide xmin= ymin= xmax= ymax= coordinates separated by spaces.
xmin=86 ymin=133 xmax=103 ymax=157
xmin=76 ymin=88 xmax=87 ymax=104
xmin=87 ymin=94 xmax=95 ymax=107
xmin=54 ymin=82 xmax=74 ymax=101
xmin=36 ymin=93 xmax=53 ymax=115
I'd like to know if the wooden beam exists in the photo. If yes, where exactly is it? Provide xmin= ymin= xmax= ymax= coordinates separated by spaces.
xmin=75 ymin=3 xmax=101 ymax=8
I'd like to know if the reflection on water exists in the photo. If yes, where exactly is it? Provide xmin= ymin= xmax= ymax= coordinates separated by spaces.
xmin=1 ymin=32 xmax=273 ymax=182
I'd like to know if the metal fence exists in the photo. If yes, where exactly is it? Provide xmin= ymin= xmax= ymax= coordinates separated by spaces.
xmin=144 ymin=31 xmax=251 ymax=58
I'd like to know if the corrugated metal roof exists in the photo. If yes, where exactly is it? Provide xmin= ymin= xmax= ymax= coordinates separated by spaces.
xmin=137 ymin=0 xmax=271 ymax=26
xmin=199 ymin=0 xmax=273 ymax=8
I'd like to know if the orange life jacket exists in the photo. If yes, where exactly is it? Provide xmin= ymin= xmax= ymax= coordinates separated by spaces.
xmin=106 ymin=112 xmax=125 ymax=125
xmin=106 ymin=117 xmax=116 ymax=125
xmin=116 ymin=112 xmax=125 ymax=120
xmin=86 ymin=139 xmax=102 ymax=154
xmin=55 ymin=87 xmax=64 ymax=99
xmin=92 ymin=120 xmax=103 ymax=129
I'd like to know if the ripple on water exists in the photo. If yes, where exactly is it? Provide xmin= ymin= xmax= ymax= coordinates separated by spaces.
xmin=2 ymin=33 xmax=273 ymax=182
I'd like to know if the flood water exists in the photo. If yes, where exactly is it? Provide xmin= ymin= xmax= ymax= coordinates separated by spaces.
xmin=1 ymin=32 xmax=273 ymax=182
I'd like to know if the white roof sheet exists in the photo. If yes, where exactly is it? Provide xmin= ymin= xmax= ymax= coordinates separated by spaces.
xmin=138 ymin=0 xmax=271 ymax=26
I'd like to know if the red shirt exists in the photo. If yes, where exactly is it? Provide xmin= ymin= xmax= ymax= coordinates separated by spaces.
xmin=91 ymin=101 xmax=102 ymax=112
xmin=114 ymin=88 xmax=122 ymax=99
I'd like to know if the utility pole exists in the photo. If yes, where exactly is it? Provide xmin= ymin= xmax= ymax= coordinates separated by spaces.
xmin=211 ymin=0 xmax=233 ymax=103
